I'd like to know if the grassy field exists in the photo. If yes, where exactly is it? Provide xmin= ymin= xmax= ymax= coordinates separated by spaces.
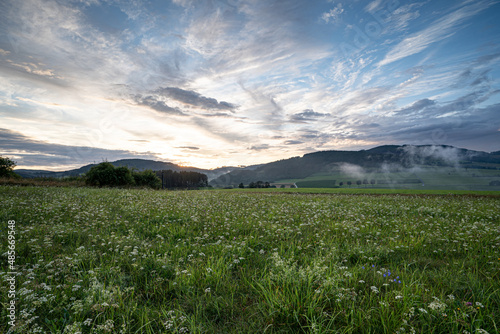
xmin=1 ymin=186 xmax=499 ymax=333
xmin=229 ymin=187 xmax=500 ymax=196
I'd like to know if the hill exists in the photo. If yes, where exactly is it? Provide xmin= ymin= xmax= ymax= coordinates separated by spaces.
xmin=16 ymin=159 xmax=238 ymax=181
xmin=210 ymin=145 xmax=500 ymax=190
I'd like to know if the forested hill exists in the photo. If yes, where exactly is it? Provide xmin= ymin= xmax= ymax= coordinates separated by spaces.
xmin=209 ymin=145 xmax=500 ymax=186
xmin=15 ymin=159 xmax=236 ymax=181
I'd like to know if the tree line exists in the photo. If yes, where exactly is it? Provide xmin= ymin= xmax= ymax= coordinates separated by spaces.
xmin=86 ymin=163 xmax=209 ymax=189
xmin=156 ymin=170 xmax=208 ymax=189
xmin=85 ymin=162 xmax=162 ymax=189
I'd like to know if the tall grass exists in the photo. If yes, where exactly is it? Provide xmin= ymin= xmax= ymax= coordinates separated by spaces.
xmin=0 ymin=186 xmax=499 ymax=333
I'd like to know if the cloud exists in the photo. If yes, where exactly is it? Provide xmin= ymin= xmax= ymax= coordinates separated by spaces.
xmin=384 ymin=3 xmax=422 ymax=33
xmin=200 ymin=112 xmax=241 ymax=118
xmin=240 ymin=83 xmax=285 ymax=127
xmin=334 ymin=87 xmax=389 ymax=114
xmin=0 ymin=0 xmax=499 ymax=170
xmin=0 ymin=128 xmax=159 ymax=168
xmin=321 ymin=3 xmax=344 ymax=23
xmin=290 ymin=109 xmax=329 ymax=122
xmin=155 ymin=87 xmax=237 ymax=111
xmin=395 ymin=98 xmax=436 ymax=115
xmin=284 ymin=140 xmax=304 ymax=145
xmin=134 ymin=95 xmax=187 ymax=116
xmin=249 ymin=144 xmax=270 ymax=151
xmin=378 ymin=1 xmax=493 ymax=67
xmin=364 ymin=0 xmax=384 ymax=14
xmin=177 ymin=146 xmax=200 ymax=150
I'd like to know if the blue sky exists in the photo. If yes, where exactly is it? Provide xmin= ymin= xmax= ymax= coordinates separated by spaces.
xmin=0 ymin=0 xmax=499 ymax=170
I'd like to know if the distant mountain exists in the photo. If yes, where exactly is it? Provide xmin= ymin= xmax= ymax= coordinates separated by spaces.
xmin=210 ymin=145 xmax=500 ymax=186
xmin=16 ymin=159 xmax=238 ymax=181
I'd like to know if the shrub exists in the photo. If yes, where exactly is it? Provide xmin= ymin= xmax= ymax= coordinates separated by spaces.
xmin=85 ymin=162 xmax=134 ymax=187
xmin=133 ymin=170 xmax=162 ymax=189
xmin=85 ymin=162 xmax=118 ymax=187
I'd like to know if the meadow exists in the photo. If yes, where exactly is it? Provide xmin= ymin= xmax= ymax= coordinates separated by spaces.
xmin=1 ymin=186 xmax=499 ymax=333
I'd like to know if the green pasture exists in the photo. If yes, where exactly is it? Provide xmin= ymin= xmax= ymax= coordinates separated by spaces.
xmin=1 ymin=186 xmax=499 ymax=333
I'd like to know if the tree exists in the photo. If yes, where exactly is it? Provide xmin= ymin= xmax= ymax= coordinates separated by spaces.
xmin=133 ymin=170 xmax=162 ymax=189
xmin=155 ymin=170 xmax=208 ymax=189
xmin=85 ymin=162 xmax=117 ymax=187
xmin=238 ymin=183 xmax=245 ymax=188
xmin=356 ymin=180 xmax=362 ymax=186
xmin=339 ymin=182 xmax=343 ymax=187
xmin=370 ymin=179 xmax=376 ymax=185
xmin=85 ymin=162 xmax=135 ymax=187
xmin=114 ymin=166 xmax=135 ymax=186
xmin=0 ymin=157 xmax=19 ymax=178
xmin=347 ymin=181 xmax=352 ymax=187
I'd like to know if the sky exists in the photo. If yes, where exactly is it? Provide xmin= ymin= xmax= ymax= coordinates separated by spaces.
xmin=1 ymin=0 xmax=500 ymax=171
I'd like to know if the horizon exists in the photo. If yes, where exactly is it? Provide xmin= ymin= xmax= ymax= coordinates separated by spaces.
xmin=14 ymin=143 xmax=499 ymax=172
xmin=1 ymin=0 xmax=500 ymax=171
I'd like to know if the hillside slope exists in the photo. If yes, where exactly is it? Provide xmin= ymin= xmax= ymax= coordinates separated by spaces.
xmin=210 ymin=145 xmax=500 ymax=186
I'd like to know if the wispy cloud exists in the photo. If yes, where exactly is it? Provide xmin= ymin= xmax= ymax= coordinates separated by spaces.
xmin=378 ymin=1 xmax=493 ymax=67
xmin=0 ymin=0 xmax=499 ymax=170
xmin=321 ymin=3 xmax=344 ymax=24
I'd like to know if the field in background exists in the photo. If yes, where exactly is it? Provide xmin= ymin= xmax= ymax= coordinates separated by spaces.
xmin=1 ymin=186 xmax=499 ymax=333
xmin=227 ymin=187 xmax=500 ymax=196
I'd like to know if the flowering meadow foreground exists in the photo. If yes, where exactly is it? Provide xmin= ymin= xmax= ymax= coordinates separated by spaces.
xmin=1 ymin=187 xmax=499 ymax=334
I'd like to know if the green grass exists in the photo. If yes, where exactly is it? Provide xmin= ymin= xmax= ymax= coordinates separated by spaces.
xmin=229 ymin=187 xmax=500 ymax=196
xmin=1 ymin=186 xmax=499 ymax=333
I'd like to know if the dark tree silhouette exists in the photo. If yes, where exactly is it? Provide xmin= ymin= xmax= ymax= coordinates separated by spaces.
xmin=156 ymin=170 xmax=208 ymax=189
xmin=0 ymin=157 xmax=19 ymax=178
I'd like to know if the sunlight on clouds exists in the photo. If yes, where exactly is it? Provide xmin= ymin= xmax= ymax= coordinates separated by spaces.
xmin=0 ymin=0 xmax=499 ymax=170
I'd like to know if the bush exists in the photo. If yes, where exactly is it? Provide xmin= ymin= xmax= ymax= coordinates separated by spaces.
xmin=85 ymin=162 xmax=135 ymax=187
xmin=133 ymin=170 xmax=162 ymax=189
xmin=85 ymin=162 xmax=118 ymax=187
